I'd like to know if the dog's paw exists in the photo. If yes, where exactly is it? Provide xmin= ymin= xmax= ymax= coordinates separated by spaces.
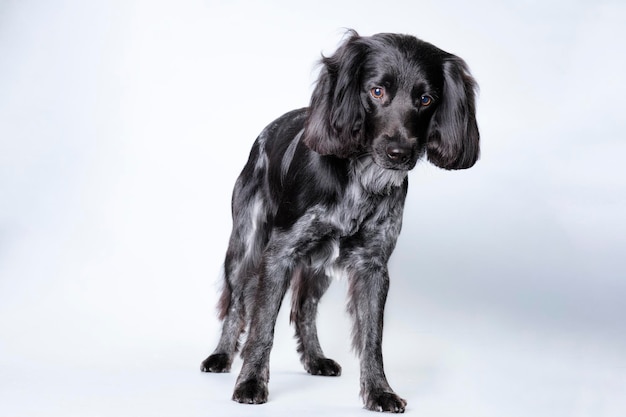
xmin=232 ymin=378 xmax=268 ymax=404
xmin=200 ymin=353 xmax=231 ymax=373
xmin=305 ymin=357 xmax=342 ymax=377
xmin=364 ymin=391 xmax=407 ymax=413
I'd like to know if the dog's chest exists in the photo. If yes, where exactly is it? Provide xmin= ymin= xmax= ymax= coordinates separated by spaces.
xmin=305 ymin=188 xmax=392 ymax=277
xmin=276 ymin=160 xmax=406 ymax=273
xmin=327 ymin=161 xmax=406 ymax=237
xmin=327 ymin=183 xmax=378 ymax=237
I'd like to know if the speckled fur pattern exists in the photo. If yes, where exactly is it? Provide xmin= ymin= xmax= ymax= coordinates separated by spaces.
xmin=200 ymin=31 xmax=480 ymax=413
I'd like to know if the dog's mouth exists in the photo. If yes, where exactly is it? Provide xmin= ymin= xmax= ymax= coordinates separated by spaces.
xmin=361 ymin=137 xmax=423 ymax=172
xmin=384 ymin=143 xmax=413 ymax=165
xmin=371 ymin=149 xmax=420 ymax=171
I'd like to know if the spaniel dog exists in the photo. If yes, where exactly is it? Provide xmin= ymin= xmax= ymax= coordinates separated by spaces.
xmin=200 ymin=31 xmax=479 ymax=413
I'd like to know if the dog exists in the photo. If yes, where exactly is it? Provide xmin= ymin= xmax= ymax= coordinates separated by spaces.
xmin=200 ymin=30 xmax=479 ymax=413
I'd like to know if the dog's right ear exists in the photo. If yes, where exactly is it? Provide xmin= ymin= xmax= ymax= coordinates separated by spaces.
xmin=303 ymin=31 xmax=368 ymax=158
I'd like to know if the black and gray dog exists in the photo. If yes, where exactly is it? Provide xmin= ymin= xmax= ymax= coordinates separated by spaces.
xmin=201 ymin=31 xmax=479 ymax=413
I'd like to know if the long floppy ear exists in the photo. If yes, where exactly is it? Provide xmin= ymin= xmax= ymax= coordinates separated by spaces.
xmin=303 ymin=32 xmax=368 ymax=158
xmin=427 ymin=56 xmax=480 ymax=170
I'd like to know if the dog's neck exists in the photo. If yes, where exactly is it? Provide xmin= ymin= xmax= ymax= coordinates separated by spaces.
xmin=350 ymin=156 xmax=407 ymax=195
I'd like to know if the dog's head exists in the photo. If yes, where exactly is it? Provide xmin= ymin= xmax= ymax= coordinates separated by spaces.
xmin=303 ymin=31 xmax=480 ymax=171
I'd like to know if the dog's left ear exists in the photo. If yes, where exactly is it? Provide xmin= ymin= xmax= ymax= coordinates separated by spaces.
xmin=427 ymin=56 xmax=480 ymax=170
xmin=303 ymin=32 xmax=367 ymax=158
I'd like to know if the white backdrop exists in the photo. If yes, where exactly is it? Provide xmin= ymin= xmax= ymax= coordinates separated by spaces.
xmin=1 ymin=1 xmax=625 ymax=416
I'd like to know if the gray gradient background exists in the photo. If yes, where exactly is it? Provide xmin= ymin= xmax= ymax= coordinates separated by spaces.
xmin=1 ymin=1 xmax=624 ymax=416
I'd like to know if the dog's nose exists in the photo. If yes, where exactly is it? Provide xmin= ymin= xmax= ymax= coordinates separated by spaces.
xmin=386 ymin=143 xmax=412 ymax=163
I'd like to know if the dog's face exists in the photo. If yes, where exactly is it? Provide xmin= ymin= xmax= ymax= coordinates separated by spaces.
xmin=359 ymin=38 xmax=445 ymax=171
xmin=304 ymin=32 xmax=480 ymax=171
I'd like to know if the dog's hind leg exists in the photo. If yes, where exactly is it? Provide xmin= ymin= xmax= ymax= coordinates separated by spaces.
xmin=200 ymin=246 xmax=249 ymax=373
xmin=290 ymin=267 xmax=342 ymax=376
xmin=201 ymin=174 xmax=269 ymax=373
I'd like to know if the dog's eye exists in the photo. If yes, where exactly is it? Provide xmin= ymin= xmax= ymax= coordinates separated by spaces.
xmin=370 ymin=87 xmax=385 ymax=100
xmin=420 ymin=95 xmax=433 ymax=107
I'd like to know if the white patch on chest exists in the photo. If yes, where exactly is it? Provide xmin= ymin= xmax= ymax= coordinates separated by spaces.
xmin=353 ymin=157 xmax=407 ymax=193
xmin=326 ymin=157 xmax=407 ymax=236
xmin=324 ymin=240 xmax=349 ymax=280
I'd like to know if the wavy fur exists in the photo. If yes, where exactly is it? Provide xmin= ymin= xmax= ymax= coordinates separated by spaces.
xmin=200 ymin=31 xmax=480 ymax=413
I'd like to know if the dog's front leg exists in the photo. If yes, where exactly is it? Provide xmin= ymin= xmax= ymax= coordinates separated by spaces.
xmin=232 ymin=246 xmax=293 ymax=404
xmin=348 ymin=267 xmax=407 ymax=413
